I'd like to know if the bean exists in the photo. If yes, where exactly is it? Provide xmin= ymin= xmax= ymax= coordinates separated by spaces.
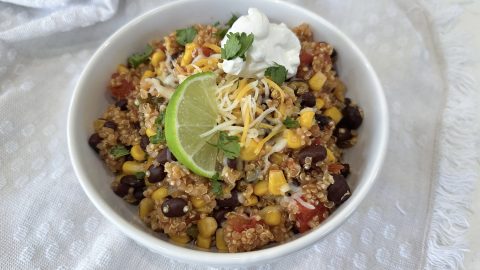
xmin=300 ymin=92 xmax=316 ymax=108
xmin=340 ymin=163 xmax=350 ymax=178
xmin=147 ymin=165 xmax=165 ymax=183
xmin=115 ymin=99 xmax=128 ymax=111
xmin=315 ymin=114 xmax=333 ymax=130
xmin=140 ymin=135 xmax=149 ymax=150
xmin=114 ymin=183 xmax=129 ymax=197
xmin=104 ymin=121 xmax=117 ymax=130
xmin=331 ymin=48 xmax=337 ymax=62
xmin=133 ymin=187 xmax=145 ymax=201
xmin=213 ymin=208 xmax=229 ymax=225
xmin=341 ymin=105 xmax=363 ymax=129
xmin=298 ymin=145 xmax=327 ymax=167
xmin=120 ymin=175 xmax=145 ymax=188
xmin=162 ymin=198 xmax=189 ymax=217
xmin=216 ymin=190 xmax=240 ymax=209
xmin=88 ymin=133 xmax=102 ymax=152
xmin=334 ymin=127 xmax=352 ymax=143
xmin=327 ymin=174 xmax=351 ymax=206
xmin=227 ymin=158 xmax=238 ymax=170
xmin=156 ymin=148 xmax=174 ymax=165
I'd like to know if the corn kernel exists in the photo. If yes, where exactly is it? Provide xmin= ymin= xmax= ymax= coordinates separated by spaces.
xmin=333 ymin=80 xmax=346 ymax=102
xmin=130 ymin=144 xmax=146 ymax=161
xmin=145 ymin=128 xmax=156 ymax=137
xmin=270 ymin=153 xmax=284 ymax=165
xmin=142 ymin=70 xmax=155 ymax=79
xmin=93 ymin=119 xmax=106 ymax=130
xmin=115 ymin=174 xmax=124 ymax=182
xmin=326 ymin=148 xmax=336 ymax=163
xmin=151 ymin=187 xmax=169 ymax=201
xmin=243 ymin=195 xmax=258 ymax=206
xmin=198 ymin=217 xmax=218 ymax=237
xmin=299 ymin=110 xmax=315 ymax=129
xmin=253 ymin=181 xmax=268 ymax=196
xmin=215 ymin=229 xmax=228 ymax=251
xmin=122 ymin=161 xmax=145 ymax=175
xmin=117 ymin=64 xmax=129 ymax=74
xmin=316 ymin=98 xmax=325 ymax=109
xmin=139 ymin=198 xmax=154 ymax=219
xmin=151 ymin=50 xmax=166 ymax=67
xmin=196 ymin=235 xmax=211 ymax=249
xmin=308 ymin=71 xmax=327 ymax=91
xmin=268 ymin=170 xmax=287 ymax=195
xmin=283 ymin=129 xmax=302 ymax=149
xmin=181 ymin=43 xmax=196 ymax=67
xmin=324 ymin=107 xmax=343 ymax=124
xmin=191 ymin=196 xmax=206 ymax=209
xmin=240 ymin=140 xmax=260 ymax=161
xmin=169 ymin=233 xmax=190 ymax=244
xmin=261 ymin=206 xmax=282 ymax=226
xmin=143 ymin=157 xmax=154 ymax=171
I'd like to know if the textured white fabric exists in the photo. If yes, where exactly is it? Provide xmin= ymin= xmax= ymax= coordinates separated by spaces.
xmin=0 ymin=0 xmax=477 ymax=269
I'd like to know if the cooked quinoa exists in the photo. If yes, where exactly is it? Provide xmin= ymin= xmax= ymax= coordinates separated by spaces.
xmin=88 ymin=19 xmax=363 ymax=252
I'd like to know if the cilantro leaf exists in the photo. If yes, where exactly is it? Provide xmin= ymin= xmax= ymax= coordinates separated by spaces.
xmin=221 ymin=32 xmax=254 ymax=60
xmin=265 ymin=64 xmax=288 ymax=85
xmin=110 ymin=145 xmax=130 ymax=159
xmin=176 ymin=26 xmax=197 ymax=46
xmin=216 ymin=28 xmax=229 ymax=39
xmin=215 ymin=14 xmax=239 ymax=39
xmin=155 ymin=111 xmax=165 ymax=126
xmin=209 ymin=131 xmax=240 ymax=159
xmin=210 ymin=172 xmax=223 ymax=196
xmin=236 ymin=32 xmax=254 ymax=60
xmin=128 ymin=45 xmax=153 ymax=68
xmin=226 ymin=14 xmax=239 ymax=28
xmin=283 ymin=117 xmax=300 ymax=128
xmin=149 ymin=128 xmax=165 ymax=144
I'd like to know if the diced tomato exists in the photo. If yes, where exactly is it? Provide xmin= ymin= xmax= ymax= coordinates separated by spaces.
xmin=299 ymin=51 xmax=314 ymax=66
xmin=295 ymin=199 xmax=328 ymax=233
xmin=201 ymin=46 xmax=214 ymax=57
xmin=109 ymin=77 xmax=134 ymax=98
xmin=328 ymin=163 xmax=345 ymax=175
xmin=228 ymin=215 xmax=260 ymax=233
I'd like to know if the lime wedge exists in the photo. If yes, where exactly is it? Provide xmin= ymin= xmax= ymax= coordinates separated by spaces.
xmin=164 ymin=72 xmax=219 ymax=178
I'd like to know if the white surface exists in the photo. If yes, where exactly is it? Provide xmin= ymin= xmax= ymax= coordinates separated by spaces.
xmin=68 ymin=0 xmax=387 ymax=266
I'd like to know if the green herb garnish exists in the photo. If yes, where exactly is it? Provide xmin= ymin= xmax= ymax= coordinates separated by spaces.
xmin=283 ymin=117 xmax=300 ymax=128
xmin=265 ymin=63 xmax=288 ymax=85
xmin=176 ymin=26 xmax=197 ymax=46
xmin=155 ymin=111 xmax=165 ymax=126
xmin=226 ymin=14 xmax=239 ymax=28
xmin=149 ymin=128 xmax=165 ymax=144
xmin=211 ymin=172 xmax=223 ymax=196
xmin=221 ymin=32 xmax=254 ymax=60
xmin=216 ymin=14 xmax=239 ymax=39
xmin=209 ymin=131 xmax=240 ymax=159
xmin=110 ymin=145 xmax=130 ymax=159
xmin=128 ymin=45 xmax=153 ymax=68
xmin=135 ymin=172 xmax=145 ymax=180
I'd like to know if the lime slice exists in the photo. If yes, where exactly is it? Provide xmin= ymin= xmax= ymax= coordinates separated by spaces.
xmin=164 ymin=72 xmax=219 ymax=178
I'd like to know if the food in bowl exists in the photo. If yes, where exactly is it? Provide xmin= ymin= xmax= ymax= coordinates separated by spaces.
xmin=87 ymin=8 xmax=363 ymax=253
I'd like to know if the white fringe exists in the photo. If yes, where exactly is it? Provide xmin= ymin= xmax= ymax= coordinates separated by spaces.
xmin=420 ymin=1 xmax=480 ymax=269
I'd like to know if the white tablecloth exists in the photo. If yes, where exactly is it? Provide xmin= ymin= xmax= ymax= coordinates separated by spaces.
xmin=1 ymin=0 xmax=478 ymax=269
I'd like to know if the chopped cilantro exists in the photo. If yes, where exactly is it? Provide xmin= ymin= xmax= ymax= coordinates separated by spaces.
xmin=135 ymin=172 xmax=145 ymax=179
xmin=176 ymin=26 xmax=197 ymax=46
xmin=128 ymin=45 xmax=153 ymax=68
xmin=221 ymin=32 xmax=254 ymax=60
xmin=209 ymin=131 xmax=240 ymax=159
xmin=210 ymin=172 xmax=223 ymax=196
xmin=226 ymin=13 xmax=239 ymax=28
xmin=110 ymin=145 xmax=130 ymax=159
xmin=213 ymin=21 xmax=220 ymax=27
xmin=283 ymin=117 xmax=300 ymax=128
xmin=265 ymin=64 xmax=288 ymax=85
xmin=216 ymin=28 xmax=229 ymax=39
xmin=215 ymin=14 xmax=239 ymax=39
xmin=155 ymin=111 xmax=165 ymax=126
xmin=149 ymin=128 xmax=165 ymax=144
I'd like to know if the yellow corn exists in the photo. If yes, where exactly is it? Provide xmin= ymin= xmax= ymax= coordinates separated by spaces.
xmin=115 ymin=174 xmax=124 ymax=182
xmin=333 ymin=80 xmax=346 ymax=102
xmin=151 ymin=50 xmax=166 ymax=67
xmin=326 ymin=148 xmax=336 ymax=163
xmin=268 ymin=170 xmax=287 ymax=195
xmin=198 ymin=217 xmax=218 ymax=237
xmin=191 ymin=196 xmax=206 ymax=209
xmin=299 ymin=110 xmax=315 ymax=129
xmin=240 ymin=140 xmax=260 ymax=161
xmin=261 ymin=206 xmax=282 ymax=226
xmin=181 ymin=43 xmax=196 ymax=66
xmin=316 ymin=98 xmax=325 ymax=109
xmin=169 ymin=233 xmax=190 ymax=244
xmin=253 ymin=181 xmax=268 ymax=196
xmin=130 ymin=144 xmax=146 ymax=161
xmin=93 ymin=119 xmax=106 ymax=130
xmin=145 ymin=128 xmax=156 ymax=137
xmin=196 ymin=235 xmax=211 ymax=249
xmin=122 ymin=161 xmax=145 ymax=175
xmin=117 ymin=64 xmax=129 ymax=74
xmin=139 ymin=198 xmax=154 ymax=219
xmin=270 ymin=153 xmax=284 ymax=165
xmin=203 ymin=43 xmax=221 ymax=53
xmin=143 ymin=157 xmax=154 ymax=171
xmin=142 ymin=70 xmax=155 ymax=79
xmin=151 ymin=187 xmax=169 ymax=201
xmin=283 ymin=129 xmax=302 ymax=149
xmin=243 ymin=195 xmax=258 ymax=206
xmin=309 ymin=71 xmax=327 ymax=91
xmin=215 ymin=229 xmax=228 ymax=251
xmin=324 ymin=107 xmax=343 ymax=124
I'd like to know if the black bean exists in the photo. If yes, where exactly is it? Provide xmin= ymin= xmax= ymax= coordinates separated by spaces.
xmin=216 ymin=190 xmax=240 ymax=209
xmin=140 ymin=135 xmax=150 ymax=150
xmin=114 ymin=183 xmax=129 ymax=197
xmin=334 ymin=127 xmax=352 ymax=143
xmin=156 ymin=148 xmax=173 ymax=165
xmin=331 ymin=48 xmax=338 ymax=62
xmin=133 ymin=187 xmax=145 ymax=201
xmin=344 ymin=98 xmax=352 ymax=106
xmin=132 ymin=122 xmax=141 ymax=130
xmin=327 ymin=174 xmax=351 ymax=206
xmin=213 ymin=208 xmax=229 ymax=225
xmin=340 ymin=163 xmax=350 ymax=178
xmin=162 ymin=198 xmax=189 ymax=217
xmin=88 ymin=133 xmax=102 ymax=152
xmin=340 ymin=105 xmax=363 ymax=129
xmin=315 ymin=114 xmax=333 ymax=130
xmin=120 ymin=175 xmax=145 ymax=188
xmin=300 ymin=92 xmax=316 ymax=108
xmin=298 ymin=145 xmax=327 ymax=167
xmin=104 ymin=121 xmax=117 ymax=130
xmin=115 ymin=99 xmax=128 ymax=111
xmin=125 ymin=155 xmax=134 ymax=161
xmin=291 ymin=179 xmax=301 ymax=187
xmin=147 ymin=165 xmax=166 ymax=183
xmin=227 ymin=158 xmax=238 ymax=170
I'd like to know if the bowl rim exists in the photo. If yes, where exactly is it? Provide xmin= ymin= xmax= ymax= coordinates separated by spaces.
xmin=67 ymin=0 xmax=389 ymax=265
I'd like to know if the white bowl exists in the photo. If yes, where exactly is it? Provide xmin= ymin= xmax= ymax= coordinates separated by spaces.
xmin=67 ymin=0 xmax=388 ymax=266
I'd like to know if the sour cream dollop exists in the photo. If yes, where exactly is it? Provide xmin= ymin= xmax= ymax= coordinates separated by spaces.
xmin=220 ymin=8 xmax=301 ymax=79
